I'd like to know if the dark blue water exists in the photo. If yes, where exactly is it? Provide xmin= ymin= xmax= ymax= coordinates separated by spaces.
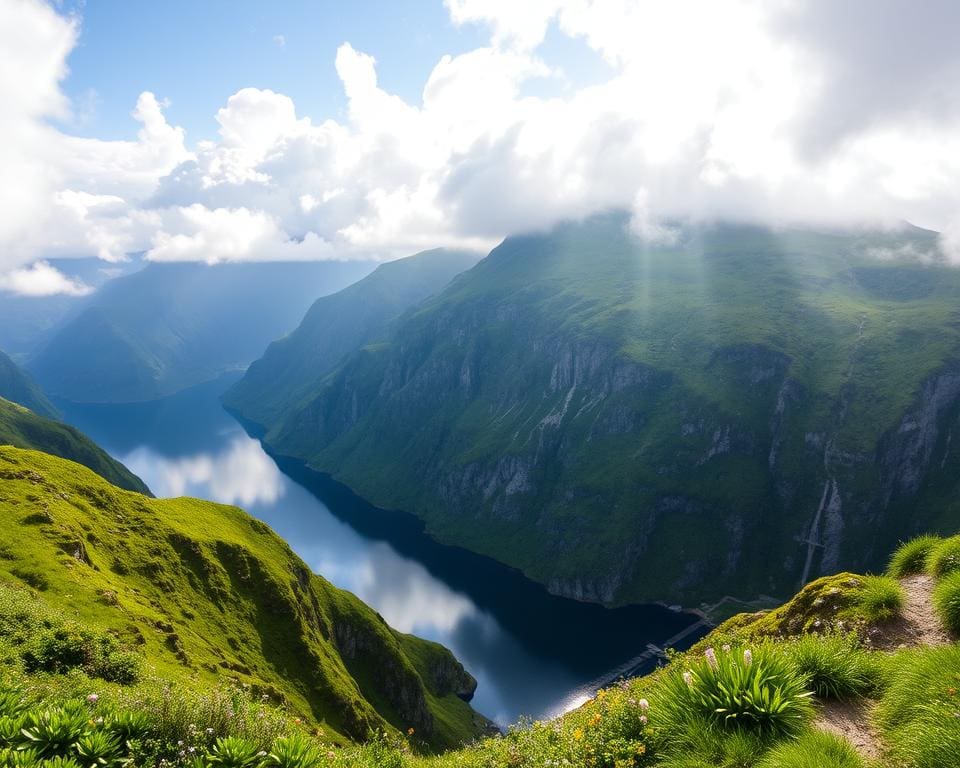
xmin=59 ymin=374 xmax=706 ymax=726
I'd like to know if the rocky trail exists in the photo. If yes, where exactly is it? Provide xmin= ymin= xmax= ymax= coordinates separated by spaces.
xmin=814 ymin=573 xmax=953 ymax=763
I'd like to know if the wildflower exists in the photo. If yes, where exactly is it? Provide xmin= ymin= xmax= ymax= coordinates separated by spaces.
xmin=636 ymin=743 xmax=646 ymax=755
xmin=640 ymin=715 xmax=648 ymax=725
xmin=704 ymin=647 xmax=718 ymax=670
xmin=326 ymin=751 xmax=336 ymax=760
xmin=572 ymin=728 xmax=584 ymax=741
xmin=205 ymin=728 xmax=214 ymax=735
xmin=638 ymin=698 xmax=649 ymax=711
xmin=682 ymin=671 xmax=693 ymax=686
xmin=743 ymin=649 xmax=753 ymax=667
xmin=293 ymin=718 xmax=302 ymax=725
xmin=86 ymin=693 xmax=99 ymax=704
xmin=721 ymin=644 xmax=731 ymax=653
xmin=590 ymin=713 xmax=601 ymax=726
xmin=596 ymin=689 xmax=607 ymax=700
xmin=407 ymin=727 xmax=415 ymax=736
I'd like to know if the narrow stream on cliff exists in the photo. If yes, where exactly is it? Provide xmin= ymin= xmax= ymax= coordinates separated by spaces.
xmin=59 ymin=373 xmax=706 ymax=727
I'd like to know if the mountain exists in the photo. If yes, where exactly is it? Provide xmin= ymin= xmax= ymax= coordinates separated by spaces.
xmin=0 ymin=446 xmax=485 ymax=749
xmin=28 ymin=260 xmax=373 ymax=403
xmin=224 ymin=248 xmax=482 ymax=427
xmin=0 ymin=349 xmax=58 ymax=418
xmin=248 ymin=212 xmax=960 ymax=608
xmin=0 ymin=397 xmax=149 ymax=494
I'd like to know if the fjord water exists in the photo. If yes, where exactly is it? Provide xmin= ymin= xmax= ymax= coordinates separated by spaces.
xmin=59 ymin=374 xmax=704 ymax=726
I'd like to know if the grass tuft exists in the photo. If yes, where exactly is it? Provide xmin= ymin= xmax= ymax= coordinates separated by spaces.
xmin=755 ymin=729 xmax=865 ymax=768
xmin=926 ymin=536 xmax=960 ymax=579
xmin=888 ymin=535 xmax=942 ymax=578
xmin=855 ymin=575 xmax=904 ymax=622
xmin=932 ymin=570 xmax=960 ymax=635
xmin=781 ymin=633 xmax=881 ymax=700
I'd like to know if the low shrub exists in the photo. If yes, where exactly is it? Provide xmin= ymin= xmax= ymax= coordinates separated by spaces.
xmin=755 ymin=729 xmax=865 ymax=768
xmin=932 ymin=571 xmax=960 ymax=635
xmin=782 ymin=633 xmax=881 ymax=699
xmin=888 ymin=534 xmax=942 ymax=578
xmin=657 ymin=645 xmax=814 ymax=739
xmin=855 ymin=575 xmax=904 ymax=622
xmin=926 ymin=536 xmax=960 ymax=579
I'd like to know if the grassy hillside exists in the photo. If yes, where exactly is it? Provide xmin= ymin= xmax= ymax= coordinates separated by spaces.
xmin=28 ymin=260 xmax=372 ymax=404
xmin=2 ymin=527 xmax=957 ymax=767
xmin=224 ymin=248 xmax=482 ymax=427
xmin=253 ymin=213 xmax=960 ymax=607
xmin=0 ymin=351 xmax=57 ymax=419
xmin=0 ymin=398 xmax=148 ymax=494
xmin=0 ymin=447 xmax=486 ymax=751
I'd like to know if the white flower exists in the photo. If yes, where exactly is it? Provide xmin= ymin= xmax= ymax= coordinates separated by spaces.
xmin=743 ymin=649 xmax=753 ymax=667
xmin=704 ymin=647 xmax=718 ymax=670
xmin=638 ymin=698 xmax=650 ymax=711
xmin=682 ymin=671 xmax=693 ymax=686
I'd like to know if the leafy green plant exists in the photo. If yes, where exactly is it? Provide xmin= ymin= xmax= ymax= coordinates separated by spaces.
xmin=888 ymin=534 xmax=942 ymax=578
xmin=206 ymin=736 xmax=265 ymax=768
xmin=855 ymin=575 xmax=904 ymax=621
xmin=932 ymin=570 xmax=960 ymax=635
xmin=104 ymin=710 xmax=152 ymax=744
xmin=20 ymin=702 xmax=90 ymax=758
xmin=755 ymin=729 xmax=865 ymax=768
xmin=660 ymin=646 xmax=813 ymax=738
xmin=782 ymin=633 xmax=881 ymax=699
xmin=568 ymin=688 xmax=653 ymax=767
xmin=74 ymin=730 xmax=122 ymax=767
xmin=264 ymin=732 xmax=322 ymax=768
xmin=926 ymin=536 xmax=960 ymax=579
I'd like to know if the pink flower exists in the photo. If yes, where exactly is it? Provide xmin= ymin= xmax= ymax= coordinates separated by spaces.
xmin=638 ymin=698 xmax=650 ymax=711
xmin=639 ymin=715 xmax=648 ymax=725
xmin=86 ymin=694 xmax=99 ymax=704
xmin=743 ymin=649 xmax=753 ymax=667
xmin=704 ymin=647 xmax=718 ymax=670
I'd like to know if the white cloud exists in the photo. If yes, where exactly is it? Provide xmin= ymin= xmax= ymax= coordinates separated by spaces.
xmin=4 ymin=0 xmax=960 ymax=290
xmin=0 ymin=261 xmax=91 ymax=296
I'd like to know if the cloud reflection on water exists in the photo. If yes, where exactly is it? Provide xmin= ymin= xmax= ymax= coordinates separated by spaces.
xmin=122 ymin=435 xmax=285 ymax=506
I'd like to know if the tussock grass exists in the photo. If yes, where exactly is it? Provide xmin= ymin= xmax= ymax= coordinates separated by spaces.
xmin=781 ymin=633 xmax=881 ymax=699
xmin=888 ymin=535 xmax=942 ymax=578
xmin=855 ymin=575 xmax=904 ymax=622
xmin=926 ymin=535 xmax=960 ymax=579
xmin=932 ymin=570 xmax=960 ymax=635
xmin=755 ymin=729 xmax=865 ymax=768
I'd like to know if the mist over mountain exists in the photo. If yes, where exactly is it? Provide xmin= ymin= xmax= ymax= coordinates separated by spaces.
xmin=236 ymin=212 xmax=960 ymax=607
xmin=224 ymin=247 xmax=482 ymax=427
xmin=28 ymin=259 xmax=372 ymax=403
xmin=0 ymin=349 xmax=58 ymax=419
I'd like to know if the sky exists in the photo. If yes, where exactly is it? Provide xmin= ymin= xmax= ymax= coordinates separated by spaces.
xmin=2 ymin=0 xmax=960 ymax=296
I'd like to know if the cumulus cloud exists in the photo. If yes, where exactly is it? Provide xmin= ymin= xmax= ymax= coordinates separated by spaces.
xmin=0 ymin=261 xmax=91 ymax=297
xmin=4 ymin=0 xmax=960 ymax=293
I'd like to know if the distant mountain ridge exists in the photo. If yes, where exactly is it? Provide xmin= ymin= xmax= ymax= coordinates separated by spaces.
xmin=29 ymin=260 xmax=373 ymax=403
xmin=231 ymin=213 xmax=960 ymax=608
xmin=0 ymin=350 xmax=58 ymax=419
xmin=0 ymin=397 xmax=149 ymax=494
xmin=224 ymin=248 xmax=483 ymax=426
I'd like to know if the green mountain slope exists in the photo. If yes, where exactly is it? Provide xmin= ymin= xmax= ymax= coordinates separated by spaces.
xmin=255 ymin=213 xmax=960 ymax=608
xmin=0 ymin=398 xmax=149 ymax=494
xmin=224 ymin=248 xmax=482 ymax=427
xmin=0 ymin=446 xmax=485 ymax=749
xmin=0 ymin=350 xmax=58 ymax=419
xmin=28 ymin=260 xmax=372 ymax=403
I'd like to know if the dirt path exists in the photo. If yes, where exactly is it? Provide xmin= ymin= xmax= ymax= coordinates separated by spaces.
xmin=814 ymin=573 xmax=952 ymax=761
xmin=868 ymin=573 xmax=952 ymax=650
xmin=816 ymin=699 xmax=881 ymax=762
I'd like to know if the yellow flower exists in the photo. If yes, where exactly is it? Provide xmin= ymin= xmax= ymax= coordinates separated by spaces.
xmin=590 ymin=713 xmax=602 ymax=726
xmin=572 ymin=728 xmax=584 ymax=741
xmin=636 ymin=743 xmax=646 ymax=755
xmin=596 ymin=689 xmax=606 ymax=700
xmin=407 ymin=727 xmax=415 ymax=736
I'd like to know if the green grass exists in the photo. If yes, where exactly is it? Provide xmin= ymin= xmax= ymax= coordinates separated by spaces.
xmin=925 ymin=535 xmax=960 ymax=579
xmin=780 ymin=633 xmax=880 ymax=699
xmin=0 ymin=446 xmax=485 ymax=751
xmin=855 ymin=575 xmax=904 ymax=622
xmin=932 ymin=571 xmax=960 ymax=635
xmin=755 ymin=729 xmax=865 ymax=768
xmin=888 ymin=534 xmax=942 ymax=578
xmin=874 ymin=644 xmax=960 ymax=768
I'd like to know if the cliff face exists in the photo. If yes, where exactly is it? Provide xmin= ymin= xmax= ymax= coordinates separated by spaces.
xmin=257 ymin=214 xmax=960 ymax=607
xmin=0 ymin=446 xmax=485 ymax=750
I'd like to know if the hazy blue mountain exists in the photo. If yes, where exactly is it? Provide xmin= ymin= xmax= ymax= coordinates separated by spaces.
xmin=249 ymin=213 xmax=960 ymax=607
xmin=224 ymin=248 xmax=482 ymax=427
xmin=28 ymin=260 xmax=373 ymax=403
xmin=0 ymin=349 xmax=58 ymax=419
